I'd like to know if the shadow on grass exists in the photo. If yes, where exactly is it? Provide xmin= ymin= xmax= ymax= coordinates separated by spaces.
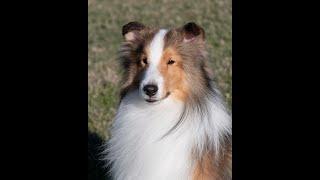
xmin=88 ymin=131 xmax=113 ymax=180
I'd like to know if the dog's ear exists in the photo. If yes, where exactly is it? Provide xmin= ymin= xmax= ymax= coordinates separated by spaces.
xmin=180 ymin=22 xmax=205 ymax=42
xmin=122 ymin=22 xmax=145 ymax=41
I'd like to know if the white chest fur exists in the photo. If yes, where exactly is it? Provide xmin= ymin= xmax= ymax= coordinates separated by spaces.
xmin=106 ymin=89 xmax=232 ymax=180
xmin=106 ymin=91 xmax=194 ymax=180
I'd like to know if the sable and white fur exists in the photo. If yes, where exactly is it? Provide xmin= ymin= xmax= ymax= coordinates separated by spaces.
xmin=104 ymin=22 xmax=232 ymax=180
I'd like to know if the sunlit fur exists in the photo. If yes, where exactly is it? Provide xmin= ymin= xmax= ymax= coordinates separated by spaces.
xmin=104 ymin=22 xmax=232 ymax=180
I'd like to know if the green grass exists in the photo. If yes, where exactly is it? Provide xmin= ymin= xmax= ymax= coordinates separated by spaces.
xmin=88 ymin=0 xmax=231 ymax=179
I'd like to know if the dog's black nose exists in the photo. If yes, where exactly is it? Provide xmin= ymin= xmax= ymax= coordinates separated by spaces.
xmin=143 ymin=85 xmax=158 ymax=97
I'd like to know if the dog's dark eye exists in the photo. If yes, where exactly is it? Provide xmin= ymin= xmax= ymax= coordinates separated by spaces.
xmin=168 ymin=59 xmax=175 ymax=65
xmin=142 ymin=58 xmax=147 ymax=64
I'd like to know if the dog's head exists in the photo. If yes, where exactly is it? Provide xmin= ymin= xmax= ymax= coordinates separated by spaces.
xmin=119 ymin=22 xmax=208 ymax=104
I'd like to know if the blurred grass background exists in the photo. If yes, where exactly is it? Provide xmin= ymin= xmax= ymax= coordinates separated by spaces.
xmin=88 ymin=0 xmax=231 ymax=179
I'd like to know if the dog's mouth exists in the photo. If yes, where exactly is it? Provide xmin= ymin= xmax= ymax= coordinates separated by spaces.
xmin=146 ymin=99 xmax=158 ymax=103
xmin=145 ymin=92 xmax=171 ymax=104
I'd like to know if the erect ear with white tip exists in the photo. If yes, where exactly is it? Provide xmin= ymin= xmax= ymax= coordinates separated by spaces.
xmin=122 ymin=22 xmax=145 ymax=41
xmin=180 ymin=22 xmax=205 ymax=43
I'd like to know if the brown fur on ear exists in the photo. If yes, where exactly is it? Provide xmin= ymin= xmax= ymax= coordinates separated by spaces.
xmin=180 ymin=22 xmax=205 ymax=42
xmin=122 ymin=22 xmax=145 ymax=41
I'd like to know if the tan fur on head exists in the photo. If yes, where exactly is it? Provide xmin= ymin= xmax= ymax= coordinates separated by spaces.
xmin=158 ymin=47 xmax=187 ymax=101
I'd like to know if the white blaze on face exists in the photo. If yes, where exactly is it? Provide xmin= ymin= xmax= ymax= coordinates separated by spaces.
xmin=140 ymin=29 xmax=168 ymax=101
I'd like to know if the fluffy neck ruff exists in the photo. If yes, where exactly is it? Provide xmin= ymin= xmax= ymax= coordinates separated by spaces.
xmin=105 ymin=82 xmax=231 ymax=179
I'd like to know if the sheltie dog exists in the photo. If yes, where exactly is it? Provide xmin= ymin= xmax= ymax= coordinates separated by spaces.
xmin=104 ymin=22 xmax=232 ymax=180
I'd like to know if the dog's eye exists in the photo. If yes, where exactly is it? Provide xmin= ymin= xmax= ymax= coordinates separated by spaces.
xmin=142 ymin=58 xmax=147 ymax=64
xmin=168 ymin=59 xmax=175 ymax=65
